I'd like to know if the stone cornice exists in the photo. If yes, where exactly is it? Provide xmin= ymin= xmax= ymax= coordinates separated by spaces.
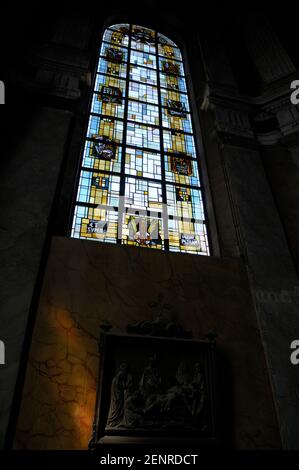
xmin=202 ymin=74 xmax=299 ymax=146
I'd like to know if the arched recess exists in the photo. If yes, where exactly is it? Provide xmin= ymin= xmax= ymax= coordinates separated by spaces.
xmin=70 ymin=23 xmax=213 ymax=256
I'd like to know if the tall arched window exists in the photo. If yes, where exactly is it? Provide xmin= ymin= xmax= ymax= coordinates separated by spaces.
xmin=71 ymin=24 xmax=210 ymax=255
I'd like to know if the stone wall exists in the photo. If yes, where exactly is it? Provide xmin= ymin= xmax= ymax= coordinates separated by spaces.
xmin=1 ymin=4 xmax=299 ymax=451
xmin=0 ymin=108 xmax=72 ymax=448
xmin=13 ymin=237 xmax=280 ymax=449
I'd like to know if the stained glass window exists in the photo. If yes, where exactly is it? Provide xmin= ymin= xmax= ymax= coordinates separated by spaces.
xmin=71 ymin=24 xmax=210 ymax=255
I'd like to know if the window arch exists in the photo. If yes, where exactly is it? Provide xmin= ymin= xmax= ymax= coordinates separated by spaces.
xmin=71 ymin=24 xmax=210 ymax=255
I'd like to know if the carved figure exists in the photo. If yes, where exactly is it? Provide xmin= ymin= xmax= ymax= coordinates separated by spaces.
xmin=107 ymin=362 xmax=130 ymax=427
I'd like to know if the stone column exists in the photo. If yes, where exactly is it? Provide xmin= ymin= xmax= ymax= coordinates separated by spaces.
xmin=0 ymin=108 xmax=73 ymax=448
xmin=241 ymin=14 xmax=295 ymax=84
xmin=204 ymin=89 xmax=299 ymax=448
xmin=0 ymin=9 xmax=94 ymax=449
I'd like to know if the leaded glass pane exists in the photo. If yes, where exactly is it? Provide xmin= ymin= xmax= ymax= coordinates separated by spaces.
xmin=164 ymin=154 xmax=200 ymax=186
xmin=168 ymin=218 xmax=209 ymax=254
xmin=103 ymin=27 xmax=130 ymax=48
xmin=125 ymin=177 xmax=163 ymax=212
xmin=107 ymin=24 xmax=130 ymax=33
xmin=132 ymin=25 xmax=156 ymax=46
xmin=71 ymin=24 xmax=210 ymax=256
xmin=160 ymin=88 xmax=190 ymax=110
xmin=166 ymin=184 xmax=205 ymax=221
xmin=158 ymin=32 xmax=179 ymax=47
xmin=130 ymin=65 xmax=157 ymax=85
xmin=122 ymin=213 xmax=164 ymax=250
xmin=130 ymin=50 xmax=157 ymax=69
xmin=124 ymin=147 xmax=161 ymax=179
xmin=77 ymin=171 xmax=120 ymax=206
xmin=160 ymin=73 xmax=187 ymax=92
xmin=159 ymin=57 xmax=184 ymax=76
xmin=158 ymin=43 xmax=182 ymax=62
xmin=82 ymin=140 xmax=122 ymax=173
xmin=128 ymin=82 xmax=158 ymax=104
xmin=163 ymin=129 xmax=196 ymax=156
xmin=161 ymin=107 xmax=192 ymax=133
xmin=94 ymin=74 xmax=127 ymax=96
xmin=100 ymin=42 xmax=129 ymax=64
xmin=98 ymin=59 xmax=127 ymax=78
xmin=87 ymin=115 xmax=124 ymax=143
xmin=126 ymin=123 xmax=160 ymax=150
xmin=72 ymin=205 xmax=119 ymax=244
xmin=127 ymin=101 xmax=159 ymax=126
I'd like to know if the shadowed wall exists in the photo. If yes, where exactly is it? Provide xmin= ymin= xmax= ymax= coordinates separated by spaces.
xmin=14 ymin=237 xmax=280 ymax=449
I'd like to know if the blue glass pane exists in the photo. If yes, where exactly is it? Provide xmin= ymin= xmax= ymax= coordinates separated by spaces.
xmin=126 ymin=123 xmax=160 ymax=150
xmin=125 ymin=147 xmax=161 ymax=179
xmin=129 ymin=82 xmax=158 ymax=104
xmin=127 ymin=101 xmax=159 ymax=126
xmin=162 ymin=107 xmax=192 ymax=133
xmin=130 ymin=50 xmax=157 ymax=69
xmin=130 ymin=65 xmax=157 ymax=85
xmin=163 ymin=129 xmax=196 ymax=157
